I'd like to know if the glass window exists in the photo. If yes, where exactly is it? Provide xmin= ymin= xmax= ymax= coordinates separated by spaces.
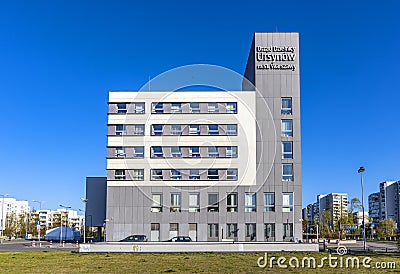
xmin=134 ymin=103 xmax=145 ymax=114
xmin=151 ymin=194 xmax=162 ymax=212
xmin=189 ymin=147 xmax=200 ymax=158
xmin=283 ymin=223 xmax=293 ymax=240
xmin=227 ymin=223 xmax=238 ymax=239
xmin=207 ymin=147 xmax=218 ymax=157
xmin=282 ymin=164 xmax=294 ymax=181
xmin=226 ymin=102 xmax=237 ymax=113
xmin=227 ymin=193 xmax=238 ymax=212
xmin=170 ymin=193 xmax=181 ymax=212
xmin=133 ymin=147 xmax=144 ymax=158
xmin=133 ymin=125 xmax=145 ymax=135
xmin=151 ymin=169 xmax=163 ymax=180
xmin=151 ymin=147 xmax=163 ymax=158
xmin=115 ymin=169 xmax=125 ymax=180
xmin=226 ymin=169 xmax=238 ymax=180
xmin=245 ymin=223 xmax=256 ymax=241
xmin=189 ymin=169 xmax=200 ymax=180
xmin=208 ymin=103 xmax=219 ymax=113
xmin=226 ymin=125 xmax=237 ymax=135
xmin=281 ymin=98 xmax=292 ymax=115
xmin=264 ymin=193 xmax=275 ymax=212
xmin=208 ymin=224 xmax=219 ymax=238
xmin=170 ymin=170 xmax=181 ymax=180
xmin=283 ymin=193 xmax=293 ymax=212
xmin=171 ymin=125 xmax=182 ymax=135
xmin=282 ymin=142 xmax=293 ymax=159
xmin=281 ymin=120 xmax=293 ymax=137
xmin=207 ymin=169 xmax=219 ymax=180
xmin=117 ymin=103 xmax=127 ymax=114
xmin=153 ymin=103 xmax=164 ymax=113
xmin=152 ymin=125 xmax=163 ymax=136
xmin=115 ymin=147 xmax=125 ymax=157
xmin=171 ymin=147 xmax=181 ymax=158
xmin=171 ymin=103 xmax=182 ymax=113
xmin=208 ymin=125 xmax=219 ymax=135
xmin=208 ymin=193 xmax=219 ymax=212
xmin=226 ymin=147 xmax=238 ymax=158
xmin=132 ymin=169 xmax=144 ymax=180
xmin=264 ymin=223 xmax=275 ymax=241
xmin=245 ymin=193 xmax=256 ymax=212
xmin=189 ymin=125 xmax=200 ymax=135
xmin=189 ymin=193 xmax=200 ymax=212
xmin=115 ymin=125 xmax=126 ymax=136
xmin=190 ymin=103 xmax=200 ymax=113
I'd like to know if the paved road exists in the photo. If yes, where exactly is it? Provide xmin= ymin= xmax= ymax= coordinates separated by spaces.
xmin=327 ymin=241 xmax=398 ymax=252
xmin=0 ymin=240 xmax=78 ymax=252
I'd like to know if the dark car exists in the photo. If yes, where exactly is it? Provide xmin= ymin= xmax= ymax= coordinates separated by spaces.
xmin=119 ymin=235 xmax=148 ymax=242
xmin=165 ymin=236 xmax=192 ymax=242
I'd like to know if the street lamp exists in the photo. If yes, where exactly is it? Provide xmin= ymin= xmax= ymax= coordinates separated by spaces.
xmin=104 ymin=219 xmax=109 ymax=242
xmin=32 ymin=200 xmax=44 ymax=211
xmin=358 ymin=166 xmax=366 ymax=251
xmin=59 ymin=205 xmax=71 ymax=246
xmin=80 ymin=198 xmax=88 ymax=243
xmin=0 ymin=194 xmax=9 ymax=237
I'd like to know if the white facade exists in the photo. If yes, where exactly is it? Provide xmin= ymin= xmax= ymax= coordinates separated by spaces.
xmin=0 ymin=198 xmax=30 ymax=232
xmin=37 ymin=209 xmax=84 ymax=231
xmin=318 ymin=193 xmax=348 ymax=223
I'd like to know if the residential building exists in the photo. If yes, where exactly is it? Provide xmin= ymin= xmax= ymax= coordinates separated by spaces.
xmin=0 ymin=198 xmax=30 ymax=234
xmin=318 ymin=193 xmax=348 ymax=224
xmin=379 ymin=181 xmax=400 ymax=230
xmin=368 ymin=192 xmax=380 ymax=225
xmin=35 ymin=209 xmax=84 ymax=231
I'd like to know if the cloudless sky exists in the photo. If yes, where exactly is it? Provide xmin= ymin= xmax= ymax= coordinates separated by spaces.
xmin=0 ymin=0 xmax=399 ymax=212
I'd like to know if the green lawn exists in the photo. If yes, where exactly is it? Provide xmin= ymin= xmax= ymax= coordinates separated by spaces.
xmin=0 ymin=251 xmax=399 ymax=273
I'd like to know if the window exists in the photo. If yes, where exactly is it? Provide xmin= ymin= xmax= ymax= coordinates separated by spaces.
xmin=227 ymin=223 xmax=238 ymax=239
xmin=151 ymin=147 xmax=163 ymax=158
xmin=226 ymin=125 xmax=237 ymax=135
xmin=282 ymin=164 xmax=294 ymax=181
xmin=226 ymin=147 xmax=237 ymax=158
xmin=189 ymin=125 xmax=200 ymax=135
xmin=264 ymin=193 xmax=275 ymax=212
xmin=245 ymin=223 xmax=256 ymax=241
xmin=208 ymin=224 xmax=219 ymax=239
xmin=282 ymin=142 xmax=293 ymax=159
xmin=189 ymin=147 xmax=200 ymax=158
xmin=189 ymin=170 xmax=200 ymax=180
xmin=170 ymin=170 xmax=181 ymax=180
xmin=151 ymin=194 xmax=162 ymax=212
xmin=281 ymin=120 xmax=293 ymax=137
xmin=132 ymin=169 xmax=144 ymax=180
xmin=153 ymin=103 xmax=164 ymax=113
xmin=208 ymin=125 xmax=219 ymax=135
xmin=207 ymin=169 xmax=219 ymax=180
xmin=133 ymin=147 xmax=144 ymax=158
xmin=227 ymin=193 xmax=238 ymax=212
xmin=117 ymin=103 xmax=127 ymax=114
xmin=134 ymin=103 xmax=145 ymax=114
xmin=189 ymin=193 xmax=200 ymax=212
xmin=226 ymin=102 xmax=237 ymax=113
xmin=170 ymin=223 xmax=179 ymax=236
xmin=226 ymin=169 xmax=238 ymax=180
xmin=283 ymin=223 xmax=293 ymax=240
xmin=152 ymin=125 xmax=163 ymax=136
xmin=171 ymin=147 xmax=181 ymax=158
xmin=190 ymin=103 xmax=200 ymax=113
xmin=208 ymin=193 xmax=219 ymax=212
xmin=151 ymin=169 xmax=163 ymax=180
xmin=281 ymin=97 xmax=292 ymax=115
xmin=245 ymin=193 xmax=256 ymax=212
xmin=115 ymin=125 xmax=126 ymax=136
xmin=208 ymin=147 xmax=218 ymax=157
xmin=170 ymin=193 xmax=181 ymax=212
xmin=283 ymin=193 xmax=293 ymax=212
xmin=170 ymin=125 xmax=182 ymax=135
xmin=208 ymin=103 xmax=219 ymax=113
xmin=171 ymin=103 xmax=182 ymax=113
xmin=115 ymin=170 xmax=125 ymax=180
xmin=264 ymin=223 xmax=275 ymax=241
xmin=115 ymin=147 xmax=125 ymax=157
xmin=133 ymin=125 xmax=145 ymax=135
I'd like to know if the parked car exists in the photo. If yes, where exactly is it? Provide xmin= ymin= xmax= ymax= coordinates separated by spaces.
xmin=165 ymin=236 xmax=192 ymax=242
xmin=119 ymin=235 xmax=148 ymax=242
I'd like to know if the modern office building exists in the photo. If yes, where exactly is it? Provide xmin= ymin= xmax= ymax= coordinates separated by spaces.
xmin=105 ymin=32 xmax=302 ymax=242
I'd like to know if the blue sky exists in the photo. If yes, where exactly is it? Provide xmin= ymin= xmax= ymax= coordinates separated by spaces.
xmin=0 ymin=1 xmax=399 ymax=211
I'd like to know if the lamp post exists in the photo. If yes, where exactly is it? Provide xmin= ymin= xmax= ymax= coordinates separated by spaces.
xmin=32 ymin=200 xmax=44 ymax=211
xmin=358 ymin=166 xmax=366 ymax=251
xmin=104 ymin=219 xmax=109 ymax=242
xmin=59 ymin=205 xmax=71 ymax=245
xmin=0 ymin=194 xmax=9 ymax=237
xmin=80 ymin=198 xmax=88 ymax=243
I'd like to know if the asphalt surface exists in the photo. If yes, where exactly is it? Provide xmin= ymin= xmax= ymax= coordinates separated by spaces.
xmin=327 ymin=240 xmax=398 ymax=253
xmin=0 ymin=240 xmax=78 ymax=252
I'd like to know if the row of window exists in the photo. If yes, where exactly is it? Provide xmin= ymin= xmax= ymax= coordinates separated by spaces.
xmin=151 ymin=192 xmax=293 ymax=213
xmin=109 ymin=97 xmax=293 ymax=116
xmin=110 ymin=165 xmax=294 ymax=181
